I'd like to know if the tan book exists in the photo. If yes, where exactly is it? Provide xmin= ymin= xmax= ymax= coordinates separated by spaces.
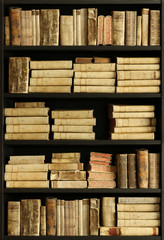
xmin=109 ymin=112 xmax=155 ymax=119
xmin=90 ymin=198 xmax=99 ymax=235
xmin=5 ymin=133 xmax=49 ymax=140
xmin=74 ymin=63 xmax=115 ymax=72
xmin=5 ymin=164 xmax=48 ymax=172
xmin=118 ymin=197 xmax=160 ymax=204
xmin=110 ymin=118 xmax=156 ymax=127
xmin=76 ymin=10 xmax=81 ymax=46
xmin=116 ymin=154 xmax=127 ymax=188
xmin=69 ymin=200 xmax=76 ymax=235
xmin=51 ymin=159 xmax=79 ymax=163
xmin=5 ymin=108 xmax=49 ymax=116
xmin=102 ymin=197 xmax=115 ymax=227
xmin=127 ymin=154 xmax=136 ymax=188
xmin=15 ymin=102 xmax=45 ymax=108
xmin=149 ymin=153 xmax=160 ymax=189
xmin=57 ymin=200 xmax=61 ymax=236
xmin=117 ymin=203 xmax=160 ymax=212
xmin=40 ymin=10 xmax=48 ymax=46
xmin=78 ymin=200 xmax=83 ymax=235
xmin=52 ymin=152 xmax=80 ymax=159
xmin=6 ymin=125 xmax=50 ymax=133
xmin=75 ymin=200 xmax=78 ymax=236
xmin=94 ymin=57 xmax=111 ymax=63
xmin=9 ymin=8 xmax=21 ymax=45
xmin=87 ymin=171 xmax=116 ymax=180
xmin=116 ymin=86 xmax=160 ymax=93
xmin=74 ymin=86 xmax=115 ymax=93
xmin=112 ymin=11 xmax=125 ymax=45
xmin=30 ymin=60 xmax=72 ymax=69
xmin=50 ymin=171 xmax=86 ymax=181
xmin=60 ymin=200 xmax=65 ymax=236
xmin=53 ymin=132 xmax=95 ymax=140
xmin=83 ymin=199 xmax=89 ymax=235
xmin=73 ymin=9 xmax=76 ymax=45
xmin=46 ymin=198 xmax=57 ymax=235
xmin=137 ymin=16 xmax=142 ymax=46
xmin=117 ymin=71 xmax=160 ymax=80
xmin=117 ymin=57 xmax=160 ymax=64
xmin=117 ymin=64 xmax=160 ymax=71
xmin=54 ymin=118 xmax=96 ymax=126
xmin=75 ymin=71 xmax=116 ymax=79
xmin=26 ymin=10 xmax=32 ymax=45
xmin=98 ymin=15 xmax=104 ymax=45
xmin=74 ymin=78 xmax=115 ymax=86
xmin=60 ymin=15 xmax=73 ymax=45
xmin=81 ymin=8 xmax=88 ymax=45
xmin=5 ymin=172 xmax=48 ymax=181
xmin=118 ymin=212 xmax=160 ymax=220
xmin=117 ymin=80 xmax=161 ymax=86
xmin=31 ymin=69 xmax=73 ymax=78
xmin=10 ymin=155 xmax=45 ymax=161
xmin=86 ymin=164 xmax=116 ymax=173
xmin=150 ymin=10 xmax=160 ymax=46
xmin=113 ymin=126 xmax=156 ymax=133
xmin=142 ymin=8 xmax=149 ymax=46
xmin=8 ymin=201 xmax=20 ymax=235
xmin=75 ymin=57 xmax=93 ymax=63
xmin=5 ymin=16 xmax=10 ymax=45
xmin=30 ymin=78 xmax=72 ymax=86
xmin=8 ymin=159 xmax=45 ymax=164
xmin=117 ymin=219 xmax=160 ymax=227
xmin=20 ymin=199 xmax=41 ymax=235
xmin=29 ymin=86 xmax=71 ymax=93
xmin=64 ymin=201 xmax=69 ymax=235
xmin=88 ymin=180 xmax=116 ymax=188
xmin=32 ymin=10 xmax=36 ymax=45
xmin=52 ymin=125 xmax=93 ymax=133
xmin=6 ymin=117 xmax=49 ymax=125
xmin=111 ymin=133 xmax=154 ymax=140
xmin=137 ymin=149 xmax=148 ymax=188
xmin=36 ymin=9 xmax=40 ymax=45
xmin=51 ymin=180 xmax=87 ymax=188
xmin=40 ymin=206 xmax=46 ymax=236
xmin=52 ymin=110 xmax=93 ymax=119
xmin=88 ymin=8 xmax=97 ymax=45
xmin=125 ymin=11 xmax=137 ymax=46
xmin=49 ymin=163 xmax=83 ymax=171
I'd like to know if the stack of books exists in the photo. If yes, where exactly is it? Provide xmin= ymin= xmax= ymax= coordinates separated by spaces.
xmin=29 ymin=60 xmax=73 ymax=93
xmin=86 ymin=152 xmax=116 ymax=188
xmin=52 ymin=110 xmax=96 ymax=140
xmin=49 ymin=152 xmax=87 ymax=188
xmin=116 ymin=57 xmax=161 ymax=93
xmin=73 ymin=59 xmax=116 ymax=93
xmin=108 ymin=104 xmax=156 ymax=140
xmin=5 ymin=155 xmax=49 ymax=188
xmin=5 ymin=102 xmax=50 ymax=140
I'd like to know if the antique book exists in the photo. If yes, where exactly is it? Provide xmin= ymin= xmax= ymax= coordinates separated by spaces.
xmin=109 ymin=112 xmax=155 ymax=119
xmin=76 ymin=10 xmax=81 ymax=45
xmin=5 ymin=133 xmax=49 ymax=140
xmin=117 ymin=57 xmax=160 ymax=64
xmin=21 ymin=10 xmax=26 ymax=45
xmin=36 ymin=9 xmax=40 ymax=45
xmin=54 ymin=118 xmax=96 ymax=126
xmin=117 ymin=71 xmax=160 ymax=80
xmin=116 ymin=86 xmax=160 ymax=93
xmin=127 ymin=154 xmax=136 ymax=188
xmin=81 ymin=8 xmax=88 ymax=45
xmin=60 ymin=15 xmax=73 ymax=45
xmin=104 ymin=16 xmax=112 ymax=45
xmin=5 ymin=172 xmax=48 ymax=181
xmin=49 ymin=163 xmax=83 ymax=171
xmin=137 ymin=149 xmax=148 ymax=188
xmin=6 ymin=125 xmax=50 ymax=133
xmin=74 ymin=63 xmax=115 ymax=72
xmin=142 ymin=8 xmax=149 ymax=46
xmin=87 ymin=171 xmax=116 ymax=180
xmin=90 ymin=198 xmax=99 ymax=235
xmin=91 ymin=152 xmax=112 ymax=158
xmin=31 ymin=69 xmax=73 ymax=78
xmin=29 ymin=86 xmax=71 ymax=93
xmin=117 ymin=64 xmax=160 ymax=71
xmin=74 ymin=86 xmax=115 ymax=93
xmin=86 ymin=164 xmax=116 ymax=172
xmin=113 ymin=126 xmax=156 ymax=133
xmin=32 ymin=10 xmax=36 ymax=45
xmin=20 ymin=199 xmax=41 ymax=235
xmin=117 ymin=80 xmax=161 ymax=86
xmin=15 ymin=102 xmax=45 ymax=108
xmin=74 ymin=78 xmax=115 ymax=86
xmin=52 ymin=152 xmax=80 ymax=159
xmin=149 ymin=153 xmax=160 ymax=188
xmin=78 ymin=200 xmax=83 ymax=235
xmin=26 ymin=10 xmax=32 ymax=45
xmin=5 ymin=108 xmax=49 ymax=116
xmin=73 ymin=9 xmax=76 ymax=45
xmin=40 ymin=206 xmax=46 ymax=236
xmin=64 ymin=201 xmax=69 ymax=235
xmin=88 ymin=8 xmax=97 ymax=45
xmin=118 ymin=197 xmax=160 ymax=203
xmin=6 ymin=117 xmax=49 ymax=125
xmin=125 ymin=11 xmax=137 ymax=46
xmin=150 ymin=10 xmax=160 ymax=46
xmin=94 ymin=57 xmax=111 ymax=63
xmin=116 ymin=154 xmax=127 ymax=188
xmin=117 ymin=203 xmax=160 ymax=212
xmin=5 ymin=164 xmax=48 ymax=172
xmin=110 ymin=118 xmax=156 ymax=127
xmin=6 ymin=181 xmax=49 ymax=188
xmin=88 ymin=180 xmax=116 ymax=188
xmin=51 ymin=159 xmax=80 ymax=163
xmin=30 ymin=78 xmax=72 ymax=86
xmin=98 ymin=15 xmax=104 ymax=45
xmin=112 ymin=11 xmax=125 ymax=45
xmin=5 ymin=16 xmax=10 ymax=45
xmin=10 ymin=155 xmax=45 ymax=161
xmin=60 ymin=200 xmax=65 ymax=236
xmin=9 ymin=57 xmax=30 ymax=93
xmin=52 ymin=110 xmax=93 ymax=119
xmin=90 ymin=159 xmax=111 ymax=164
xmin=111 ymin=133 xmax=154 ymax=140
xmin=8 ymin=201 xmax=20 ymax=235
xmin=9 ymin=8 xmax=21 ymax=45
xmin=75 ymin=200 xmax=78 ymax=235
xmin=46 ymin=198 xmax=57 ymax=235
xmin=137 ymin=16 xmax=142 ymax=46
xmin=117 ymin=219 xmax=160 ymax=227
xmin=50 ymin=171 xmax=86 ymax=181
xmin=51 ymin=181 xmax=87 ymax=188
xmin=102 ymin=197 xmax=115 ymax=226
xmin=83 ymin=199 xmax=89 ymax=235
xmin=8 ymin=158 xmax=45 ymax=164
xmin=75 ymin=57 xmax=93 ymax=63
xmin=75 ymin=72 xmax=116 ymax=79
xmin=30 ymin=60 xmax=72 ymax=69
xmin=117 ymin=211 xmax=160 ymax=220
xmin=57 ymin=200 xmax=61 ymax=236
xmin=52 ymin=125 xmax=93 ymax=133
xmin=69 ymin=200 xmax=76 ymax=235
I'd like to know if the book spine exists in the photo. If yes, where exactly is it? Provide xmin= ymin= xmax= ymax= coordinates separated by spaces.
xmin=83 ymin=199 xmax=90 ymax=235
xmin=149 ymin=153 xmax=160 ymax=188
xmin=125 ymin=11 xmax=137 ymax=46
xmin=73 ymin=9 xmax=76 ymax=45
xmin=150 ymin=10 xmax=160 ymax=46
xmin=88 ymin=180 xmax=116 ymax=188
xmin=46 ymin=198 xmax=57 ymax=235
xmin=36 ymin=10 xmax=40 ymax=45
xmin=76 ymin=10 xmax=81 ymax=46
xmin=8 ymin=201 xmax=20 ymax=235
xmin=6 ymin=181 xmax=49 ymax=188
xmin=60 ymin=200 xmax=64 ymax=236
xmin=104 ymin=16 xmax=112 ymax=45
xmin=78 ymin=200 xmax=83 ymax=235
xmin=88 ymin=8 xmax=97 ymax=45
xmin=69 ymin=200 xmax=76 ymax=236
xmin=118 ymin=197 xmax=160 ymax=203
xmin=111 ymin=133 xmax=154 ymax=140
xmin=117 ymin=219 xmax=160 ymax=227
xmin=112 ymin=11 xmax=125 ymax=45
xmin=102 ymin=197 xmax=115 ymax=227
xmin=52 ymin=9 xmax=60 ymax=46
xmin=40 ymin=206 xmax=46 ymax=236
xmin=64 ymin=201 xmax=69 ymax=236
xmin=32 ymin=9 xmax=36 ymax=45
xmin=127 ymin=154 xmax=137 ymax=188
xmin=117 ymin=80 xmax=160 ymax=86
xmin=57 ymin=199 xmax=61 ymax=236
xmin=53 ymin=132 xmax=95 ymax=140
xmin=75 ymin=200 xmax=79 ymax=236
xmin=137 ymin=16 xmax=142 ymax=46
xmin=81 ymin=8 xmax=88 ymax=45
xmin=5 ymin=16 xmax=10 ymax=45
xmin=137 ymin=149 xmax=149 ymax=188
xmin=10 ymin=8 xmax=21 ymax=45
xmin=98 ymin=15 xmax=104 ymax=45
xmin=26 ymin=11 xmax=32 ymax=45
xmin=5 ymin=133 xmax=49 ymax=140
xmin=142 ymin=8 xmax=149 ymax=46
xmin=74 ymin=86 xmax=115 ymax=93
xmin=90 ymin=198 xmax=99 ymax=235
xmin=117 ymin=71 xmax=160 ymax=80
xmin=117 ymin=154 xmax=128 ymax=188
xmin=116 ymin=86 xmax=160 ymax=93
xmin=60 ymin=16 xmax=73 ymax=46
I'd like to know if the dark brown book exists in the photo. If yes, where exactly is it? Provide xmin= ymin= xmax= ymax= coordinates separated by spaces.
xmin=90 ymin=198 xmax=99 ymax=235
xmin=88 ymin=8 xmax=97 ymax=45
xmin=150 ymin=10 xmax=160 ymax=46
xmin=125 ymin=11 xmax=137 ymax=46
xmin=8 ymin=201 xmax=20 ymax=235
xmin=137 ymin=149 xmax=148 ymax=188
xmin=116 ymin=154 xmax=127 ymax=188
xmin=127 ymin=153 xmax=137 ymax=188
xmin=46 ymin=197 xmax=57 ymax=235
xmin=75 ymin=57 xmax=93 ymax=63
xmin=9 ymin=8 xmax=21 ymax=45
xmin=149 ymin=153 xmax=160 ymax=188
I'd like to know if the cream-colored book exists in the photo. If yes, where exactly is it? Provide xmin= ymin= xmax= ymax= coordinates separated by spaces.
xmin=60 ymin=15 xmax=73 ymax=45
xmin=30 ymin=60 xmax=72 ymax=69
xmin=36 ymin=9 xmax=40 ymax=45
xmin=50 ymin=171 xmax=86 ymax=181
xmin=117 ymin=203 xmax=160 ymax=212
xmin=111 ymin=133 xmax=154 ymax=140
xmin=54 ymin=118 xmax=96 ymax=126
xmin=102 ymin=197 xmax=115 ymax=227
xmin=57 ymin=200 xmax=61 ymax=236
xmin=53 ymin=132 xmax=95 ymax=140
xmin=8 ymin=159 xmax=45 ymax=164
xmin=31 ymin=69 xmax=73 ymax=78
xmin=51 ymin=180 xmax=87 ymax=188
xmin=5 ymin=133 xmax=49 ymax=140
xmin=60 ymin=200 xmax=65 ymax=236
xmin=76 ymin=9 xmax=81 ymax=45
xmin=74 ymin=86 xmax=115 ymax=93
xmin=83 ymin=199 xmax=89 ymax=235
xmin=110 ymin=112 xmax=155 ymax=118
xmin=73 ymin=9 xmax=76 ymax=45
xmin=75 ymin=200 xmax=79 ymax=235
xmin=137 ymin=16 xmax=142 ymax=46
xmin=74 ymin=63 xmax=116 ymax=72
xmin=6 ymin=125 xmax=50 ymax=133
xmin=113 ymin=126 xmax=156 ymax=133
xmin=6 ymin=117 xmax=49 ymax=125
xmin=118 ymin=197 xmax=160 ymax=203
xmin=117 ymin=80 xmax=161 ymax=86
xmin=75 ymin=71 xmax=116 ymax=79
xmin=117 ymin=212 xmax=160 ymax=220
xmin=117 ymin=64 xmax=160 ymax=71
xmin=117 ymin=57 xmax=160 ymax=64
xmin=40 ymin=206 xmax=46 ymax=236
xmin=29 ymin=86 xmax=71 ymax=93
xmin=5 ymin=172 xmax=48 ymax=181
xmin=5 ymin=164 xmax=48 ymax=172
xmin=116 ymin=86 xmax=160 ymax=93
xmin=5 ymin=108 xmax=49 ymax=116
xmin=117 ymin=71 xmax=160 ymax=80
xmin=49 ymin=163 xmax=83 ymax=171
xmin=142 ymin=8 xmax=149 ymax=46
xmin=52 ymin=125 xmax=93 ymax=133
xmin=6 ymin=181 xmax=49 ymax=188
xmin=74 ymin=78 xmax=115 ymax=86
xmin=15 ymin=102 xmax=45 ymax=108
xmin=52 ymin=110 xmax=94 ymax=119
xmin=109 ymin=105 xmax=155 ymax=112
xmin=8 ymin=201 xmax=20 ymax=236
xmin=117 ymin=219 xmax=160 ymax=227
xmin=51 ymin=158 xmax=80 ymax=163
xmin=79 ymin=199 xmax=83 ymax=235
xmin=10 ymin=155 xmax=45 ymax=161
xmin=111 ymin=118 xmax=156 ymax=127
xmin=30 ymin=78 xmax=72 ymax=86
xmin=52 ymin=152 xmax=80 ymax=159
xmin=112 ymin=11 xmax=125 ymax=45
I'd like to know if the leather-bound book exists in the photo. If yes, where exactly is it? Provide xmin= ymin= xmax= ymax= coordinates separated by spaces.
xmin=149 ymin=153 xmax=160 ymax=188
xmin=60 ymin=15 xmax=73 ymax=45
xmin=126 ymin=11 xmax=137 ymax=46
xmin=46 ymin=197 xmax=57 ymax=235
xmin=127 ymin=153 xmax=137 ymax=188
xmin=90 ymin=198 xmax=99 ymax=235
xmin=112 ymin=11 xmax=125 ymax=45
xmin=8 ymin=201 xmax=20 ymax=235
xmin=150 ymin=10 xmax=160 ymax=46
xmin=141 ymin=8 xmax=149 ymax=46
xmin=5 ymin=16 xmax=10 ymax=45
xmin=137 ymin=149 xmax=148 ymax=188
xmin=88 ymin=8 xmax=97 ymax=45
xmin=9 ymin=8 xmax=21 ymax=45
xmin=116 ymin=154 xmax=128 ymax=188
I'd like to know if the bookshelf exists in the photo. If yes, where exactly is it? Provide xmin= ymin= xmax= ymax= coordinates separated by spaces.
xmin=0 ymin=0 xmax=163 ymax=239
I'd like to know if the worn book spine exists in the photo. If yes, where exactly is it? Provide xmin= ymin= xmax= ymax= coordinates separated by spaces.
xmin=52 ymin=152 xmax=80 ymax=159
xmin=117 ymin=64 xmax=160 ymax=71
xmin=75 ymin=57 xmax=93 ymax=63
xmin=30 ymin=78 xmax=72 ymax=86
xmin=87 ymin=171 xmax=116 ymax=180
xmin=73 ymin=9 xmax=76 ymax=45
xmin=110 ymin=112 xmax=155 ymax=119
xmin=91 ymin=152 xmax=112 ymax=158
xmin=74 ymin=63 xmax=116 ymax=72
xmin=83 ymin=199 xmax=89 ymax=235
xmin=36 ymin=10 xmax=40 ymax=45
xmin=111 ymin=133 xmax=154 ymax=140
xmin=51 ymin=9 xmax=60 ymax=45
xmin=10 ymin=8 xmax=21 ymax=45
xmin=87 ymin=164 xmax=116 ymax=172
xmin=110 ymin=118 xmax=156 ymax=127
xmin=51 ymin=158 xmax=80 ymax=163
xmin=117 ymin=154 xmax=127 ymax=188
xmin=57 ymin=200 xmax=61 ymax=236
xmin=142 ymin=8 xmax=149 ymax=46
xmin=29 ymin=86 xmax=71 ymax=93
xmin=76 ymin=10 xmax=81 ymax=45
xmin=5 ymin=163 xmax=48 ymax=172
xmin=149 ymin=153 xmax=160 ymax=188
xmin=137 ymin=149 xmax=148 ymax=188
xmin=94 ymin=57 xmax=111 ymax=63
xmin=49 ymin=162 xmax=83 ymax=171
xmin=5 ymin=133 xmax=49 ymax=140
xmin=116 ymin=86 xmax=160 ymax=93
xmin=40 ymin=206 xmax=46 ymax=236
xmin=60 ymin=200 xmax=64 ymax=236
xmin=69 ymin=201 xmax=76 ymax=236
xmin=117 ymin=71 xmax=160 ymax=80
xmin=117 ymin=203 xmax=160 ymax=212
xmin=104 ymin=16 xmax=112 ymax=45
xmin=108 ymin=104 xmax=155 ymax=112
xmin=75 ymin=71 xmax=116 ymax=79
xmin=6 ymin=117 xmax=49 ymax=125
xmin=74 ymin=86 xmax=115 ymax=93
xmin=113 ymin=126 xmax=156 ymax=133
xmin=26 ymin=11 xmax=32 ymax=45
xmin=31 ymin=69 xmax=73 ymax=78
xmin=53 ymin=132 xmax=95 ymax=140
xmin=88 ymin=180 xmax=116 ymax=188
xmin=118 ymin=211 xmax=160 ymax=220
xmin=54 ymin=118 xmax=96 ymax=126
xmin=5 ymin=107 xmax=49 ymax=116
xmin=75 ymin=200 xmax=79 ymax=236
xmin=46 ymin=198 xmax=56 ymax=235
xmin=78 ymin=200 xmax=83 ymax=235
xmin=5 ymin=16 xmax=10 ymax=45
xmin=74 ymin=78 xmax=115 ymax=86
xmin=50 ymin=171 xmax=86 ymax=181
xmin=126 ymin=11 xmax=137 ymax=46
xmin=81 ymin=8 xmax=88 ymax=45
xmin=52 ymin=125 xmax=93 ymax=133
xmin=89 ymin=160 xmax=110 ymax=165
xmin=30 ymin=60 xmax=72 ymax=69
xmin=51 ymin=181 xmax=87 ymax=188
xmin=60 ymin=15 xmax=73 ymax=46
xmin=15 ymin=102 xmax=45 ymax=108
xmin=117 ymin=80 xmax=161 ymax=86
xmin=6 ymin=124 xmax=50 ymax=133
xmin=40 ymin=9 xmax=48 ymax=45
xmin=112 ymin=11 xmax=125 ymax=45
xmin=6 ymin=181 xmax=49 ymax=188
xmin=98 ymin=15 xmax=104 ymax=45
xmin=5 ymin=172 xmax=48 ymax=181
xmin=150 ymin=10 xmax=160 ymax=46
xmin=118 ymin=197 xmax=160 ymax=204
xmin=117 ymin=57 xmax=160 ymax=64
xmin=64 ymin=201 xmax=69 ymax=236
xmin=10 ymin=155 xmax=45 ymax=161
xmin=117 ymin=219 xmax=160 ymax=227
xmin=90 ymin=156 xmax=111 ymax=162
xmin=88 ymin=8 xmax=97 ymax=45
xmin=102 ymin=197 xmax=115 ymax=226
xmin=137 ymin=16 xmax=142 ymax=46
xmin=32 ymin=10 xmax=36 ymax=45
xmin=127 ymin=154 xmax=136 ymax=188
xmin=90 ymin=198 xmax=99 ymax=235
xmin=8 ymin=201 xmax=20 ymax=235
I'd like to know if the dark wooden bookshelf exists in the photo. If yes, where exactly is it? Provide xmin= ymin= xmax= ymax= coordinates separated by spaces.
xmin=3 ymin=237 xmax=162 ymax=240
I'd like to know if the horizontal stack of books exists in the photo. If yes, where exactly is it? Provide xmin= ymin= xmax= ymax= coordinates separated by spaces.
xmin=108 ymin=104 xmax=156 ymax=140
xmin=116 ymin=57 xmax=161 ymax=93
xmin=29 ymin=60 xmax=73 ymax=93
xmin=86 ymin=152 xmax=116 ymax=188
xmin=52 ymin=110 xmax=96 ymax=140
xmin=5 ymin=102 xmax=50 ymax=140
xmin=49 ymin=152 xmax=87 ymax=188
xmin=5 ymin=155 xmax=49 ymax=188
